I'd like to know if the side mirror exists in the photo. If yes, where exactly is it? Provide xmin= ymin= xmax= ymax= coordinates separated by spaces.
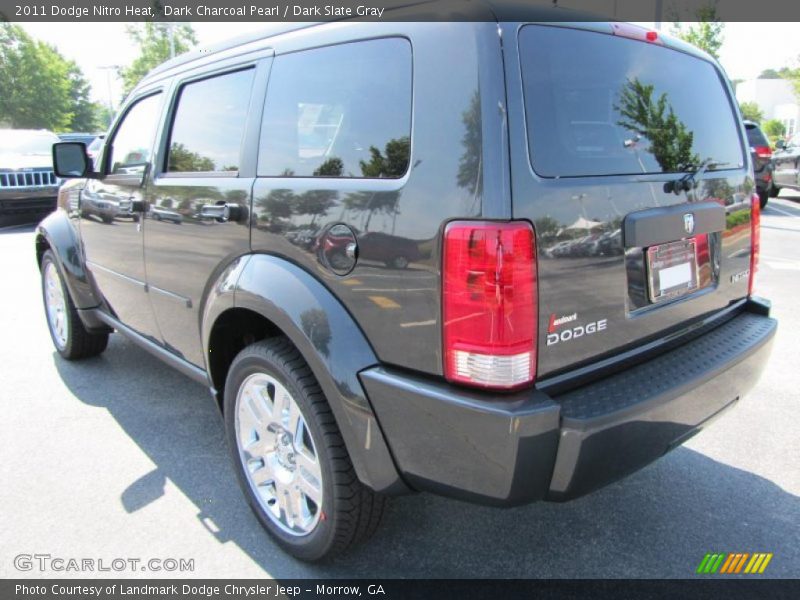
xmin=52 ymin=142 xmax=95 ymax=179
xmin=775 ymin=139 xmax=786 ymax=150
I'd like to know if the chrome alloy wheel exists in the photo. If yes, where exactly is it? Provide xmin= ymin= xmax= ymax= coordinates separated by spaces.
xmin=44 ymin=261 xmax=69 ymax=350
xmin=235 ymin=372 xmax=323 ymax=536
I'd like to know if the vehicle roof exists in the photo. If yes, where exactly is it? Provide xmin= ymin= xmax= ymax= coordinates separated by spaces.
xmin=139 ymin=0 xmax=713 ymax=89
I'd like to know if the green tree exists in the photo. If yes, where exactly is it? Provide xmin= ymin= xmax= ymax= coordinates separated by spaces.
xmin=534 ymin=216 xmax=560 ymax=240
xmin=671 ymin=5 xmax=725 ymax=60
xmin=762 ymin=119 xmax=787 ymax=145
xmin=358 ymin=137 xmax=410 ymax=179
xmin=0 ymin=24 xmax=97 ymax=131
xmin=66 ymin=63 xmax=99 ymax=131
xmin=778 ymin=63 xmax=800 ymax=101
xmin=119 ymin=23 xmax=197 ymax=97
xmin=93 ymin=104 xmax=114 ymax=130
xmin=615 ymin=78 xmax=699 ymax=173
xmin=739 ymin=101 xmax=763 ymax=123
xmin=457 ymin=91 xmax=482 ymax=199
xmin=167 ymin=142 xmax=215 ymax=172
xmin=295 ymin=159 xmax=342 ymax=227
xmin=345 ymin=137 xmax=410 ymax=231
xmin=758 ymin=69 xmax=782 ymax=79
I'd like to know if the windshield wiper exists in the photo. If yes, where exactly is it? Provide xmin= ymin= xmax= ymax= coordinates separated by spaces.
xmin=664 ymin=160 xmax=730 ymax=195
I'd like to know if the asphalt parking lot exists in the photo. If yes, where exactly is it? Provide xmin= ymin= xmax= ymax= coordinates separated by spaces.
xmin=1 ymin=194 xmax=798 ymax=579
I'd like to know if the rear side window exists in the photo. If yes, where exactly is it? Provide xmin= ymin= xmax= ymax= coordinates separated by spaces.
xmin=258 ymin=38 xmax=412 ymax=178
xmin=519 ymin=25 xmax=744 ymax=178
xmin=166 ymin=68 xmax=254 ymax=173
xmin=745 ymin=124 xmax=769 ymax=147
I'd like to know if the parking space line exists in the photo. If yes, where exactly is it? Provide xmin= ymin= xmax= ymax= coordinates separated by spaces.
xmin=355 ymin=287 xmax=431 ymax=293
xmin=765 ymin=205 xmax=797 ymax=218
xmin=400 ymin=319 xmax=436 ymax=328
xmin=369 ymin=295 xmax=402 ymax=309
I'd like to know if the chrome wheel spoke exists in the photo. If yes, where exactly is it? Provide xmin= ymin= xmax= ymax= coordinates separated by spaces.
xmin=273 ymin=385 xmax=292 ymax=426
xmin=274 ymin=480 xmax=294 ymax=527
xmin=295 ymin=448 xmax=319 ymax=478
xmin=296 ymin=461 xmax=323 ymax=507
xmin=242 ymin=431 xmax=273 ymax=462
xmin=289 ymin=484 xmax=310 ymax=526
xmin=250 ymin=462 xmax=273 ymax=487
xmin=235 ymin=370 xmax=323 ymax=537
xmin=44 ymin=262 xmax=69 ymax=349
xmin=287 ymin=396 xmax=303 ymax=439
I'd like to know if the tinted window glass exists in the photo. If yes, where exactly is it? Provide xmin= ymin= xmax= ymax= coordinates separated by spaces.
xmin=167 ymin=69 xmax=254 ymax=173
xmin=745 ymin=124 xmax=769 ymax=147
xmin=259 ymin=38 xmax=412 ymax=178
xmin=519 ymin=26 xmax=744 ymax=177
xmin=108 ymin=93 xmax=162 ymax=175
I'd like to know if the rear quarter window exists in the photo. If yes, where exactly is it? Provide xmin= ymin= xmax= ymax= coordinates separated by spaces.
xmin=166 ymin=68 xmax=255 ymax=173
xmin=745 ymin=124 xmax=769 ymax=147
xmin=518 ymin=25 xmax=744 ymax=178
xmin=258 ymin=38 xmax=412 ymax=179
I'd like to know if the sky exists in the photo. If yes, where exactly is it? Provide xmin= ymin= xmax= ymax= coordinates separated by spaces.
xmin=18 ymin=21 xmax=800 ymax=111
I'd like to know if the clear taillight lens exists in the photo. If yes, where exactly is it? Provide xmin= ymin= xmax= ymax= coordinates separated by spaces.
xmin=442 ymin=221 xmax=537 ymax=390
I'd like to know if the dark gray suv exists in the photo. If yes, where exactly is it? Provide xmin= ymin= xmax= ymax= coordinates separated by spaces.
xmin=39 ymin=6 xmax=775 ymax=561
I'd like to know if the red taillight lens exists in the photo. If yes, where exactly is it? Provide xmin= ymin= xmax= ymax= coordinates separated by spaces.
xmin=749 ymin=192 xmax=760 ymax=296
xmin=754 ymin=145 xmax=772 ymax=159
xmin=442 ymin=221 xmax=537 ymax=390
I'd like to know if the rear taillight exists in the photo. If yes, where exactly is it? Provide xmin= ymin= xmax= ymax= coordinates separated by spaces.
xmin=754 ymin=145 xmax=772 ymax=159
xmin=442 ymin=221 xmax=537 ymax=390
xmin=749 ymin=192 xmax=760 ymax=296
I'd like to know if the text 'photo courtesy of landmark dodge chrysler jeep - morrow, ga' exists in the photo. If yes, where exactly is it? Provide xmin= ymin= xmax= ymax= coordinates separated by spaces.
xmin=39 ymin=5 xmax=776 ymax=561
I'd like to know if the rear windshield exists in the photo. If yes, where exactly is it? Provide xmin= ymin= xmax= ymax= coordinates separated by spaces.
xmin=519 ymin=25 xmax=744 ymax=178
xmin=745 ymin=124 xmax=769 ymax=147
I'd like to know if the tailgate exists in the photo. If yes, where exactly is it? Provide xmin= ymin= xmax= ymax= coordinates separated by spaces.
xmin=505 ymin=23 xmax=754 ymax=378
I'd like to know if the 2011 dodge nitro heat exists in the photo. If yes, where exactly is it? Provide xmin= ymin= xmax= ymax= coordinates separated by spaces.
xmin=39 ymin=2 xmax=776 ymax=561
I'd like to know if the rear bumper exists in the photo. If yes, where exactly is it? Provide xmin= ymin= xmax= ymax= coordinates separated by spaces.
xmin=360 ymin=300 xmax=777 ymax=505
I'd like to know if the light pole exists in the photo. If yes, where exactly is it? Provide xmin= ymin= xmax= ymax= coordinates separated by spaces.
xmin=97 ymin=65 xmax=120 ymax=129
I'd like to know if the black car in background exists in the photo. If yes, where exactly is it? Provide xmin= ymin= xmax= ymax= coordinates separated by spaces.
xmin=58 ymin=132 xmax=98 ymax=146
xmin=743 ymin=120 xmax=774 ymax=208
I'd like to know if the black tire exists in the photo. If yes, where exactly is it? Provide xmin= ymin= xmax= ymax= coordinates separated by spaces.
xmin=40 ymin=250 xmax=109 ymax=360
xmin=388 ymin=255 xmax=409 ymax=270
xmin=759 ymin=190 xmax=768 ymax=210
xmin=223 ymin=337 xmax=386 ymax=561
xmin=769 ymin=185 xmax=780 ymax=198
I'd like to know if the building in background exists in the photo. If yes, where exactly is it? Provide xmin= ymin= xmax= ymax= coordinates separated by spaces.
xmin=736 ymin=78 xmax=799 ymax=136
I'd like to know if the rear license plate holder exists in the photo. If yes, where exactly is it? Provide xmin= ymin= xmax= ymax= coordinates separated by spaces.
xmin=647 ymin=239 xmax=698 ymax=303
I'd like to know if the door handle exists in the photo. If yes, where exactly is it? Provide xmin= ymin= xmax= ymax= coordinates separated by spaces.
xmin=200 ymin=202 xmax=243 ymax=223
